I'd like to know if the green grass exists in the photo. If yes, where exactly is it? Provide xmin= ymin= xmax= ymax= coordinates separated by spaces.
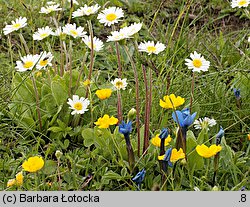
xmin=0 ymin=0 xmax=249 ymax=191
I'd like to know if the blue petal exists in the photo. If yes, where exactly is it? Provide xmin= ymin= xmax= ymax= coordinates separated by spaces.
xmin=172 ymin=111 xmax=184 ymax=127
xmin=181 ymin=108 xmax=190 ymax=118
xmin=159 ymin=128 xmax=169 ymax=139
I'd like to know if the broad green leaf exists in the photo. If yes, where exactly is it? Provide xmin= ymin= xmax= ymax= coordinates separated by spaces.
xmin=42 ymin=160 xmax=57 ymax=175
xmin=82 ymin=128 xmax=95 ymax=147
xmin=186 ymin=130 xmax=204 ymax=170
xmin=51 ymin=80 xmax=68 ymax=106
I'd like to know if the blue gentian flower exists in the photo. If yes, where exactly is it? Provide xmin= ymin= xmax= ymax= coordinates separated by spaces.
xmin=161 ymin=148 xmax=173 ymax=167
xmin=132 ymin=169 xmax=146 ymax=190
xmin=159 ymin=128 xmax=169 ymax=140
xmin=172 ymin=108 xmax=197 ymax=129
xmin=119 ymin=121 xmax=135 ymax=167
xmin=216 ymin=126 xmax=224 ymax=145
xmin=119 ymin=121 xmax=132 ymax=137
xmin=233 ymin=88 xmax=241 ymax=100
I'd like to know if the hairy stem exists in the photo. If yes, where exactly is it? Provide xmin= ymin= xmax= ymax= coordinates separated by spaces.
xmin=124 ymin=45 xmax=140 ymax=156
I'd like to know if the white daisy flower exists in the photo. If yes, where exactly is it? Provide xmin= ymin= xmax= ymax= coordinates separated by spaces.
xmin=82 ymin=4 xmax=100 ymax=16
xmin=231 ymin=0 xmax=250 ymax=8
xmin=185 ymin=51 xmax=210 ymax=72
xmin=194 ymin=117 xmax=217 ymax=130
xmin=111 ymin=78 xmax=127 ymax=90
xmin=97 ymin=7 xmax=124 ymax=26
xmin=82 ymin=36 xmax=104 ymax=52
xmin=125 ymin=22 xmax=142 ymax=37
xmin=63 ymin=23 xmax=86 ymax=38
xmin=67 ymin=95 xmax=90 ymax=115
xmin=138 ymin=41 xmax=166 ymax=55
xmin=3 ymin=17 xmax=27 ymax=35
xmin=107 ymin=29 xmax=129 ymax=42
xmin=248 ymin=36 xmax=250 ymax=42
xmin=52 ymin=27 xmax=65 ymax=36
xmin=33 ymin=26 xmax=53 ymax=41
xmin=40 ymin=4 xmax=62 ymax=14
xmin=36 ymin=51 xmax=53 ymax=70
xmin=72 ymin=8 xmax=84 ymax=18
xmin=67 ymin=0 xmax=79 ymax=5
xmin=15 ymin=54 xmax=39 ymax=72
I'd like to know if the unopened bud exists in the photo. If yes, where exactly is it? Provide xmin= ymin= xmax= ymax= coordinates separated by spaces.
xmin=55 ymin=150 xmax=63 ymax=160
xmin=212 ymin=186 xmax=219 ymax=191
xmin=128 ymin=108 xmax=136 ymax=121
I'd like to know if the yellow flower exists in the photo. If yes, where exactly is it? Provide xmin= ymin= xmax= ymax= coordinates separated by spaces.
xmin=94 ymin=114 xmax=118 ymax=128
xmin=22 ymin=156 xmax=45 ymax=172
xmin=7 ymin=179 xmax=16 ymax=187
xmin=196 ymin=144 xmax=222 ymax=158
xmin=160 ymin=94 xmax=185 ymax=109
xmin=248 ymin=134 xmax=250 ymax=141
xmin=15 ymin=171 xmax=23 ymax=186
xmin=95 ymin=89 xmax=112 ymax=100
xmin=83 ymin=79 xmax=91 ymax=86
xmin=151 ymin=134 xmax=171 ymax=147
xmin=158 ymin=155 xmax=164 ymax=160
xmin=170 ymin=148 xmax=185 ymax=162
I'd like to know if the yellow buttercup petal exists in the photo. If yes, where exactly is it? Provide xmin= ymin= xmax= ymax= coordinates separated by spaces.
xmin=159 ymin=94 xmax=185 ymax=109
xmin=170 ymin=148 xmax=185 ymax=162
xmin=22 ymin=156 xmax=44 ymax=173
xmin=196 ymin=144 xmax=222 ymax=158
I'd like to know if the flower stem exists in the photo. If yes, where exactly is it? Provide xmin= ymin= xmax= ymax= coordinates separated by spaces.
xmin=111 ymin=25 xmax=122 ymax=78
xmin=124 ymin=134 xmax=135 ymax=172
xmin=85 ymin=20 xmax=95 ymax=99
xmin=124 ymin=45 xmax=141 ymax=156
xmin=57 ymin=159 xmax=61 ymax=190
xmin=31 ymin=74 xmax=42 ymax=131
xmin=115 ymin=41 xmax=122 ymax=78
xmin=190 ymin=72 xmax=195 ymax=114
xmin=142 ymin=64 xmax=151 ymax=155
xmin=68 ymin=40 xmax=73 ymax=97
xmin=117 ymin=90 xmax=123 ymax=123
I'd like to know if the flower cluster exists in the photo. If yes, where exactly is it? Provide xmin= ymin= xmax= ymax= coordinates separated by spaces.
xmin=15 ymin=52 xmax=53 ymax=72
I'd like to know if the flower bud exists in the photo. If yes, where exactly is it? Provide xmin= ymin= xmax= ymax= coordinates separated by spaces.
xmin=55 ymin=150 xmax=63 ymax=160
xmin=212 ymin=186 xmax=219 ymax=191
xmin=127 ymin=108 xmax=136 ymax=121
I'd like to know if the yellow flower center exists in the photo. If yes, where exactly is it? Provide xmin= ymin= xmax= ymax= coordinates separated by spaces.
xmin=39 ymin=59 xmax=48 ymax=66
xmin=87 ymin=42 xmax=96 ymax=49
xmin=70 ymin=30 xmax=78 ymax=36
xmin=192 ymin=59 xmax=202 ymax=68
xmin=13 ymin=23 xmax=21 ymax=29
xmin=47 ymin=8 xmax=53 ymax=13
xmin=24 ymin=61 xmax=34 ymax=68
xmin=86 ymin=8 xmax=93 ymax=13
xmin=115 ymin=81 xmax=123 ymax=88
xmin=73 ymin=102 xmax=83 ymax=111
xmin=147 ymin=46 xmax=156 ymax=53
xmin=106 ymin=13 xmax=117 ymax=21
xmin=239 ymin=0 xmax=247 ymax=6
xmin=40 ymin=33 xmax=48 ymax=38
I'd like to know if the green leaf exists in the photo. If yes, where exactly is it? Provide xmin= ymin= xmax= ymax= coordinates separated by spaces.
xmin=82 ymin=128 xmax=95 ymax=147
xmin=64 ymin=139 xmax=70 ymax=149
xmin=51 ymin=79 xmax=68 ymax=106
xmin=186 ymin=130 xmax=204 ymax=170
xmin=48 ymin=126 xmax=63 ymax=133
xmin=197 ymin=128 xmax=209 ymax=144
xmin=42 ymin=160 xmax=57 ymax=175
xmin=102 ymin=170 xmax=122 ymax=181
